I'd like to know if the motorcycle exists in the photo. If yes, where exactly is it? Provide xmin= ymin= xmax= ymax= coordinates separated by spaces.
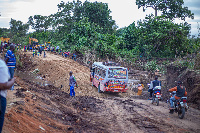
xmin=167 ymin=91 xmax=189 ymax=119
xmin=151 ymin=86 xmax=162 ymax=106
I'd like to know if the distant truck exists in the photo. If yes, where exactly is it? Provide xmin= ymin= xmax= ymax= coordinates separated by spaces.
xmin=90 ymin=62 xmax=128 ymax=93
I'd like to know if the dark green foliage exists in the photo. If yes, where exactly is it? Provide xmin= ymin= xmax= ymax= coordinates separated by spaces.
xmin=8 ymin=18 xmax=29 ymax=44
xmin=120 ymin=15 xmax=193 ymax=58
xmin=0 ymin=28 xmax=10 ymax=38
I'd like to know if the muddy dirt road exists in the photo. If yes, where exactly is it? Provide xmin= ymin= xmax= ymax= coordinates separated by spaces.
xmin=2 ymin=51 xmax=200 ymax=133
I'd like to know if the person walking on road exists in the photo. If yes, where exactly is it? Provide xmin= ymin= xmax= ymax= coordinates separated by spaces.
xmin=0 ymin=58 xmax=15 ymax=133
xmin=69 ymin=71 xmax=77 ymax=97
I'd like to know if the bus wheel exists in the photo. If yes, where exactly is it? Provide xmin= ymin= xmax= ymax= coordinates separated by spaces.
xmin=98 ymin=84 xmax=101 ymax=93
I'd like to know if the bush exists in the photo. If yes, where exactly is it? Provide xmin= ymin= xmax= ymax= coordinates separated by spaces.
xmin=145 ymin=60 xmax=158 ymax=71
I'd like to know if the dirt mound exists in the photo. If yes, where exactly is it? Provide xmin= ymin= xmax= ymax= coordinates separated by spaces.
xmin=166 ymin=65 xmax=200 ymax=109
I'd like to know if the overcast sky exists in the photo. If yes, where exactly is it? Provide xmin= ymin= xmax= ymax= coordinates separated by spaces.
xmin=0 ymin=0 xmax=199 ymax=36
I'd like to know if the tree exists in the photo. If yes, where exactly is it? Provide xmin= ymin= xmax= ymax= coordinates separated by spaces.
xmin=136 ymin=0 xmax=194 ymax=20
xmin=9 ymin=18 xmax=29 ymax=44
xmin=10 ymin=18 xmax=29 ymax=36
xmin=82 ymin=1 xmax=116 ymax=33
xmin=0 ymin=28 xmax=10 ymax=38
xmin=136 ymin=15 xmax=191 ymax=57
xmin=28 ymin=15 xmax=49 ymax=31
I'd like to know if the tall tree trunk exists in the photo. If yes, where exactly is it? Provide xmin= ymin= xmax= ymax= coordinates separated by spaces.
xmin=155 ymin=6 xmax=157 ymax=17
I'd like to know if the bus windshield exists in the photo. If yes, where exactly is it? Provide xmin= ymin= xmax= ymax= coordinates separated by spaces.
xmin=108 ymin=68 xmax=127 ymax=79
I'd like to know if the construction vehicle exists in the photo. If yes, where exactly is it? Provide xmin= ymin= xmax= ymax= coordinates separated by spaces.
xmin=29 ymin=37 xmax=38 ymax=47
xmin=0 ymin=37 xmax=10 ymax=43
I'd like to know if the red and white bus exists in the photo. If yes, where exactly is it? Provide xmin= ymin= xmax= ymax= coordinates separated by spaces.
xmin=90 ymin=62 xmax=128 ymax=93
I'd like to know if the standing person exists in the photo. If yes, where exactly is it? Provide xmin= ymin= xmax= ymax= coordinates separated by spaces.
xmin=35 ymin=49 xmax=37 ymax=57
xmin=72 ymin=53 xmax=76 ymax=61
xmin=17 ymin=44 xmax=19 ymax=51
xmin=64 ymin=52 xmax=67 ymax=58
xmin=0 ymin=58 xmax=15 ymax=132
xmin=67 ymin=52 xmax=70 ymax=58
xmin=5 ymin=44 xmax=16 ymax=90
xmin=37 ymin=51 xmax=40 ymax=57
xmin=29 ymin=45 xmax=32 ymax=51
xmin=33 ymin=49 xmax=35 ymax=57
xmin=43 ymin=50 xmax=46 ymax=58
xmin=137 ymin=84 xmax=144 ymax=96
xmin=56 ymin=46 xmax=59 ymax=52
xmin=69 ymin=71 xmax=78 ymax=97
xmin=39 ymin=45 xmax=42 ymax=56
xmin=61 ymin=49 xmax=64 ymax=56
xmin=59 ymin=49 xmax=62 ymax=55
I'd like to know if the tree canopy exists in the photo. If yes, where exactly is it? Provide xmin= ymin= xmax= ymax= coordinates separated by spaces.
xmin=136 ymin=0 xmax=194 ymax=20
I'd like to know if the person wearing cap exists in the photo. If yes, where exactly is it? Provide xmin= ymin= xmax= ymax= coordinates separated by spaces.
xmin=69 ymin=71 xmax=78 ymax=97
xmin=168 ymin=81 xmax=187 ymax=109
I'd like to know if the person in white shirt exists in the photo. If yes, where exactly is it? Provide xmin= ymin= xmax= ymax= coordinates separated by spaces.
xmin=0 ymin=59 xmax=15 ymax=132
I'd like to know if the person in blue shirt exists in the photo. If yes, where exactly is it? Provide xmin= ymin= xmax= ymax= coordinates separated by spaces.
xmin=5 ymin=44 xmax=16 ymax=79
xmin=69 ymin=71 xmax=78 ymax=97
xmin=149 ymin=76 xmax=161 ymax=98
xmin=72 ymin=53 xmax=77 ymax=61
xmin=5 ymin=44 xmax=16 ymax=90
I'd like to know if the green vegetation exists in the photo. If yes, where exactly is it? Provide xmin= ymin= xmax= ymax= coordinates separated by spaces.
xmin=0 ymin=0 xmax=199 ymax=68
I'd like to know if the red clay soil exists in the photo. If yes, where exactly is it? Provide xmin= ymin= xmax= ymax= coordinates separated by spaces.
xmin=2 ymin=51 xmax=200 ymax=133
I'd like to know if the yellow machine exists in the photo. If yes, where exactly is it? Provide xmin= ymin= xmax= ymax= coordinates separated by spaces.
xmin=0 ymin=37 xmax=10 ymax=43
xmin=29 ymin=37 xmax=38 ymax=45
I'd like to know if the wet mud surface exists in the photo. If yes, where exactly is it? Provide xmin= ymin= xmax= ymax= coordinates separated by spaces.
xmin=2 ymin=51 xmax=200 ymax=133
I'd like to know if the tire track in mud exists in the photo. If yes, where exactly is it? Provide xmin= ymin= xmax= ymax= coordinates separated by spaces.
xmin=96 ymin=98 xmax=172 ymax=133
xmin=14 ymin=77 xmax=200 ymax=133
